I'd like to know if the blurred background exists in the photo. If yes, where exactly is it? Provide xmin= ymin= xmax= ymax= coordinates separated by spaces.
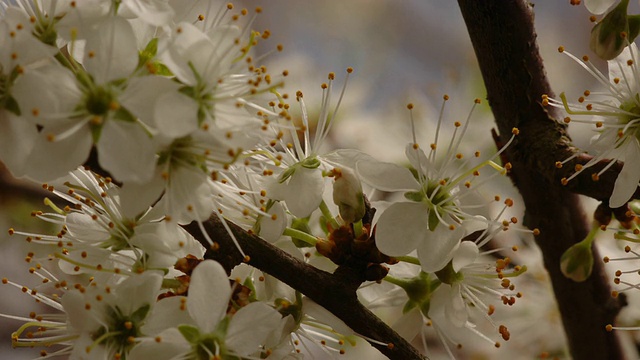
xmin=2 ymin=1 xmax=628 ymax=359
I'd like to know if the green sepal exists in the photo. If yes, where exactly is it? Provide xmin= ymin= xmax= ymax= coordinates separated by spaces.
xmin=590 ymin=0 xmax=632 ymax=60
xmin=90 ymin=122 xmax=103 ymax=143
xmin=130 ymin=303 xmax=151 ymax=324
xmin=402 ymin=300 xmax=417 ymax=314
xmin=278 ymin=166 xmax=297 ymax=184
xmin=197 ymin=106 xmax=206 ymax=125
xmin=3 ymin=95 xmax=21 ymax=115
xmin=290 ymin=216 xmax=313 ymax=248
xmin=139 ymin=38 xmax=158 ymax=63
xmin=179 ymin=86 xmax=196 ymax=98
xmin=178 ymin=324 xmax=201 ymax=343
xmin=434 ymin=260 xmax=463 ymax=285
xmin=628 ymin=15 xmax=640 ymax=42
xmin=300 ymin=156 xmax=321 ymax=169
xmin=243 ymin=277 xmax=258 ymax=302
xmin=427 ymin=209 xmax=440 ymax=232
xmin=404 ymin=191 xmax=424 ymax=202
xmin=113 ymin=107 xmax=137 ymax=122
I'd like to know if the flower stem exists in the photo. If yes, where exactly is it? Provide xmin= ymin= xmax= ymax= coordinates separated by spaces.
xmin=394 ymin=256 xmax=421 ymax=266
xmin=319 ymin=200 xmax=339 ymax=229
xmin=283 ymin=227 xmax=319 ymax=246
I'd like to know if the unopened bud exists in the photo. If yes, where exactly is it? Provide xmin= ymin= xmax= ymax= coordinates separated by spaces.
xmin=560 ymin=238 xmax=594 ymax=282
xmin=332 ymin=167 xmax=365 ymax=223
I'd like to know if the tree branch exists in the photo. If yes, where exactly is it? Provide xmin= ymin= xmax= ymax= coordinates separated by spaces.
xmin=183 ymin=218 xmax=426 ymax=360
xmin=457 ymin=1 xmax=626 ymax=359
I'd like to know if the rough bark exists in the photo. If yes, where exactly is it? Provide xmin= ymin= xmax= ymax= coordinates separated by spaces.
xmin=457 ymin=1 xmax=626 ymax=359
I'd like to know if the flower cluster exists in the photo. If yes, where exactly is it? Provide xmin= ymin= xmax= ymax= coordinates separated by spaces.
xmin=544 ymin=43 xmax=640 ymax=208
xmin=353 ymin=99 xmax=530 ymax=356
xmin=0 ymin=1 xmax=533 ymax=359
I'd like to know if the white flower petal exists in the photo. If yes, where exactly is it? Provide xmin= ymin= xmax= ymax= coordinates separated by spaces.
xmin=357 ymin=160 xmax=419 ymax=192
xmin=610 ymin=139 xmax=640 ymax=208
xmin=451 ymin=241 xmax=479 ymax=273
xmin=226 ymin=302 xmax=282 ymax=356
xmin=302 ymin=297 xmax=353 ymax=336
xmin=141 ymin=296 xmax=195 ymax=336
xmin=65 ymin=212 xmax=110 ymax=241
xmin=61 ymin=291 xmax=101 ymax=332
xmin=375 ymin=202 xmax=428 ymax=257
xmin=154 ymin=91 xmax=199 ymax=138
xmin=129 ymin=328 xmax=190 ymax=360
xmin=269 ymin=167 xmax=324 ymax=218
xmin=404 ymin=143 xmax=434 ymax=177
xmin=23 ymin=124 xmax=93 ymax=182
xmin=392 ymin=307 xmax=423 ymax=342
xmin=258 ymin=201 xmax=287 ymax=242
xmin=84 ymin=17 xmax=138 ymax=83
xmin=187 ymin=260 xmax=230 ymax=333
xmin=58 ymin=247 xmax=114 ymax=275
xmin=97 ymin=120 xmax=157 ymax=184
xmin=120 ymin=0 xmax=175 ymax=26
xmin=417 ymin=225 xmax=465 ymax=273
xmin=0 ymin=110 xmax=37 ymax=177
xmin=584 ymin=0 xmax=617 ymax=15
xmin=115 ymin=271 xmax=163 ymax=315
xmin=608 ymin=43 xmax=639 ymax=98
xmin=322 ymin=148 xmax=377 ymax=169
xmin=119 ymin=173 xmax=165 ymax=219
xmin=444 ymin=284 xmax=468 ymax=328
xmin=121 ymin=76 xmax=181 ymax=128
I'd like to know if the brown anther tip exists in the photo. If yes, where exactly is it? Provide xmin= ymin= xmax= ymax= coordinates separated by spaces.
xmin=555 ymin=161 xmax=563 ymax=169
xmin=443 ymin=94 xmax=449 ymax=101
xmin=346 ymin=67 xmax=353 ymax=73
xmin=243 ymin=255 xmax=251 ymax=262
xmin=407 ymin=103 xmax=414 ymax=110
xmin=558 ymin=46 xmax=565 ymax=53
xmin=605 ymin=324 xmax=613 ymax=332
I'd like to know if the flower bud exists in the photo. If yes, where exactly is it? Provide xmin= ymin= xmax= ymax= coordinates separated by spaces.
xmin=560 ymin=239 xmax=594 ymax=282
xmin=332 ymin=167 xmax=365 ymax=223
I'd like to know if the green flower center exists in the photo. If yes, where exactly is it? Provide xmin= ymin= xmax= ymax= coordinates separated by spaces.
xmin=90 ymin=304 xmax=150 ymax=359
xmin=404 ymin=179 xmax=454 ymax=231
xmin=396 ymin=272 xmax=440 ymax=318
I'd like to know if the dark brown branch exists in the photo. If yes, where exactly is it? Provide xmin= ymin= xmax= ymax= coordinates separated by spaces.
xmin=183 ymin=218 xmax=426 ymax=360
xmin=458 ymin=1 xmax=627 ymax=359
